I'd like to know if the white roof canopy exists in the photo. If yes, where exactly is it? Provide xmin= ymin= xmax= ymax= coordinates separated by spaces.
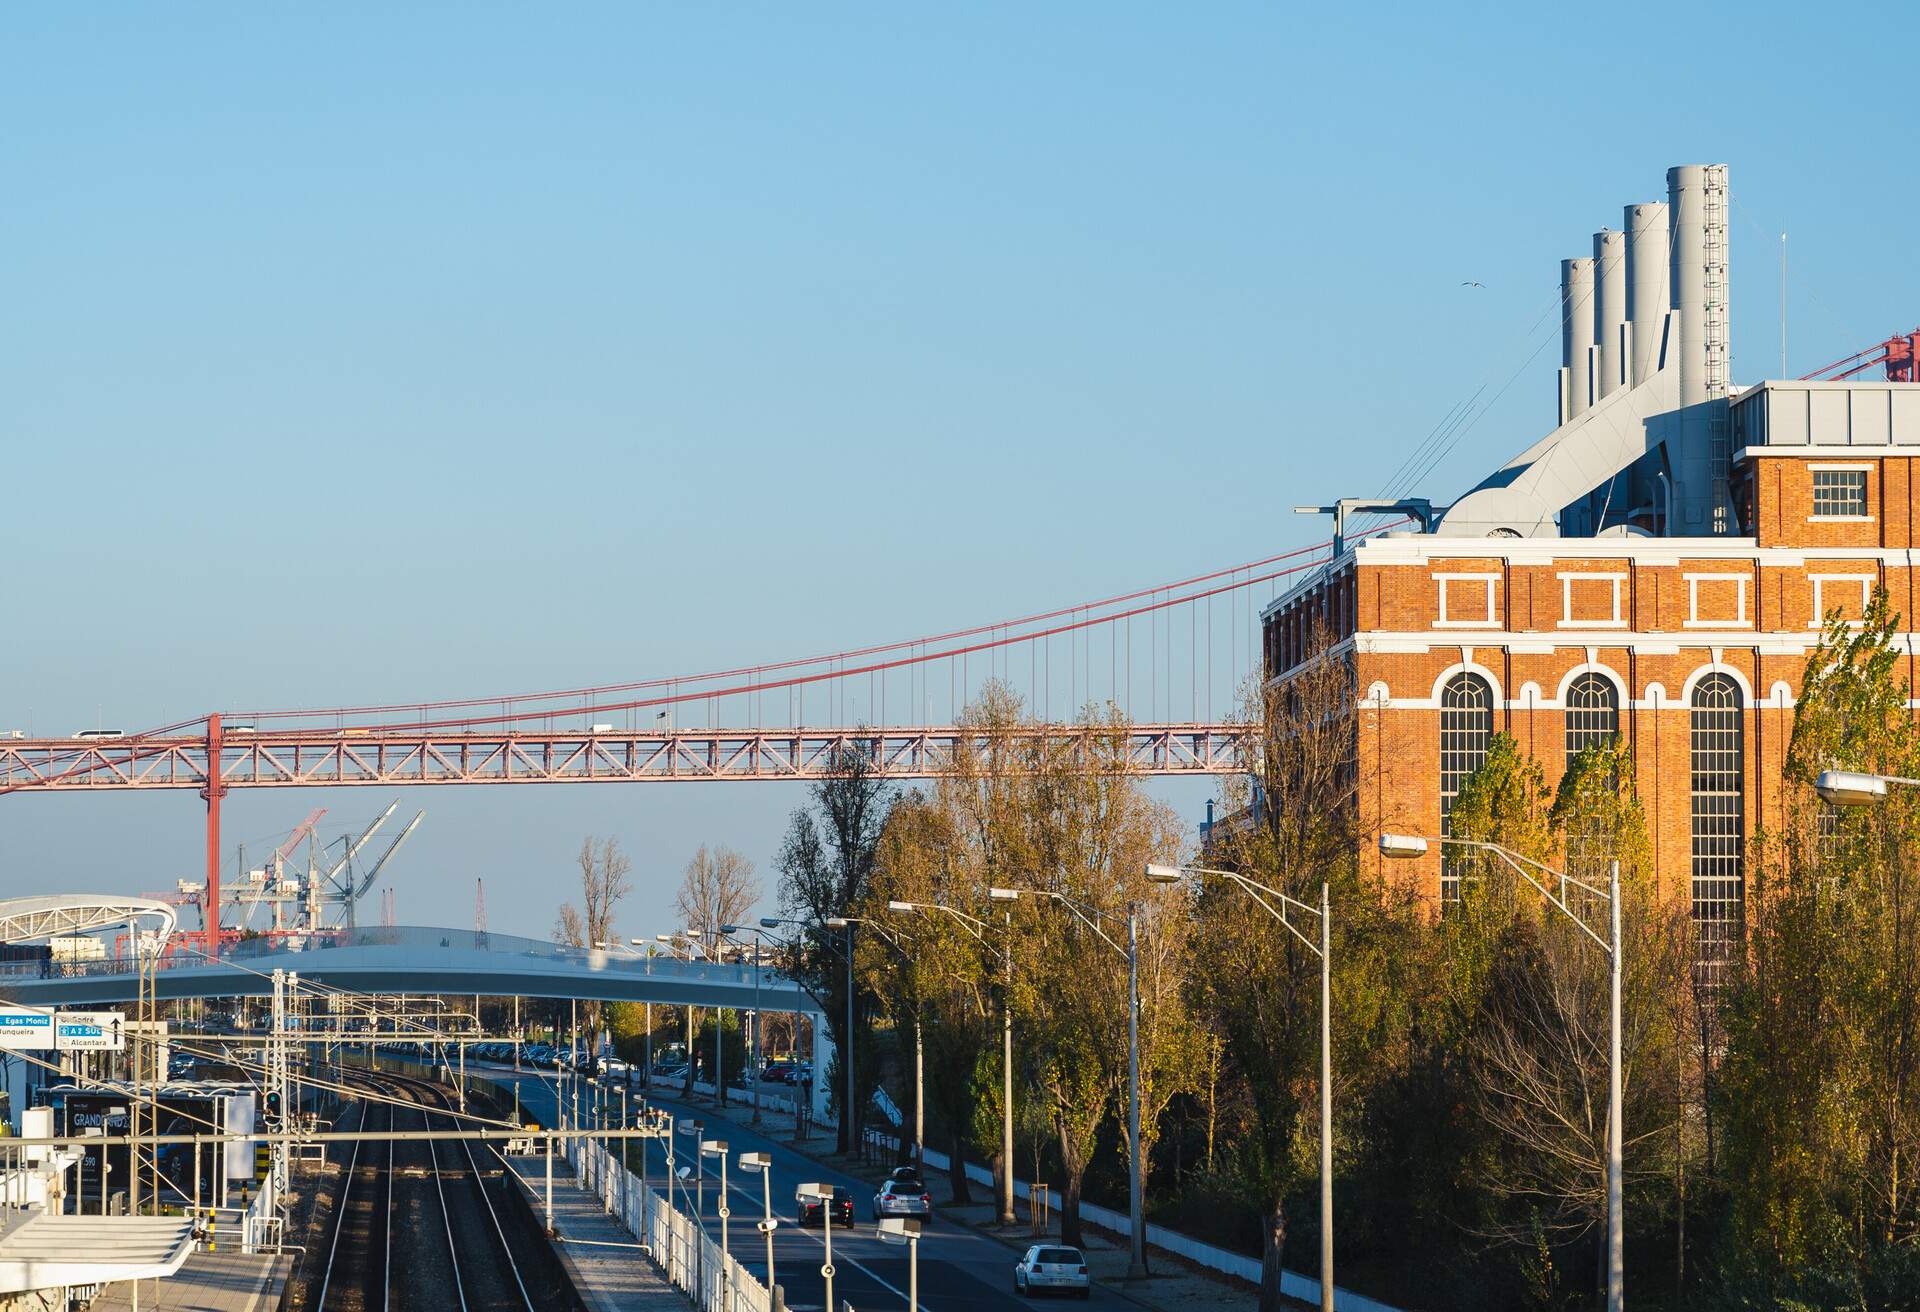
xmin=0 ymin=1214 xmax=194 ymax=1293
xmin=0 ymin=895 xmax=177 ymax=945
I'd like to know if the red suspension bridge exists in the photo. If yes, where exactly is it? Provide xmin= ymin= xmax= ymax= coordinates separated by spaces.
xmin=1 ymin=528 xmax=1379 ymax=944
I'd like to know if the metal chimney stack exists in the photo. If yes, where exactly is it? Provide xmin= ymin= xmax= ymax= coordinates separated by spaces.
xmin=1593 ymin=229 xmax=1627 ymax=401
xmin=1560 ymin=257 xmax=1597 ymax=422
xmin=1668 ymin=164 xmax=1730 ymax=405
xmin=1625 ymin=201 xmax=1669 ymax=387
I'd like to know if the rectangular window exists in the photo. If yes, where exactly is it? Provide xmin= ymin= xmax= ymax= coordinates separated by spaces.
xmin=1809 ymin=467 xmax=1869 ymax=520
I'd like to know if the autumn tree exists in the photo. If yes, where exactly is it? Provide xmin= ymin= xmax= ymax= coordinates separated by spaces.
xmin=775 ymin=738 xmax=896 ymax=1152
xmin=1717 ymin=593 xmax=1920 ymax=1296
xmin=1010 ymin=702 xmax=1192 ymax=1248
xmin=1189 ymin=624 xmax=1415 ymax=1312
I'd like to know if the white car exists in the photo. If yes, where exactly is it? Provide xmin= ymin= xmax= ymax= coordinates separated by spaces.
xmin=1015 ymin=1245 xmax=1090 ymax=1299
xmin=871 ymin=1176 xmax=932 ymax=1221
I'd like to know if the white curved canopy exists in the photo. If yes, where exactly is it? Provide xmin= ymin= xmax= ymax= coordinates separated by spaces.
xmin=0 ymin=894 xmax=177 ymax=945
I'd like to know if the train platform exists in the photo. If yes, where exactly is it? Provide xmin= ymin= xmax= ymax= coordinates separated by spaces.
xmin=91 ymin=1250 xmax=291 ymax=1312
xmin=508 ymin=1157 xmax=685 ymax=1312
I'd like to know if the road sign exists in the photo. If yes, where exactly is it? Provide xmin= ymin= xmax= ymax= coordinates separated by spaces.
xmin=0 ymin=1009 xmax=54 ymax=1050
xmin=55 ymin=1011 xmax=125 ymax=1052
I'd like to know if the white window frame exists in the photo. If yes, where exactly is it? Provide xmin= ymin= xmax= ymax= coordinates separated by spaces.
xmin=1434 ymin=573 xmax=1500 ymax=629
xmin=1683 ymin=573 xmax=1751 ymax=629
xmin=1557 ymin=572 xmax=1627 ymax=629
xmin=1808 ymin=573 xmax=1876 ymax=629
xmin=1807 ymin=463 xmax=1873 ymax=523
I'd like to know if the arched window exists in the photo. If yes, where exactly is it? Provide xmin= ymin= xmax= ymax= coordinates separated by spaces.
xmin=1690 ymin=673 xmax=1745 ymax=979
xmin=1439 ymin=672 xmax=1494 ymax=901
xmin=1564 ymin=672 xmax=1620 ymax=763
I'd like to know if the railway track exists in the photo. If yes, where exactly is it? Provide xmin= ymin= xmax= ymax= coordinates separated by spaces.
xmin=314 ymin=1086 xmax=394 ymax=1312
xmin=307 ymin=1068 xmax=558 ymax=1312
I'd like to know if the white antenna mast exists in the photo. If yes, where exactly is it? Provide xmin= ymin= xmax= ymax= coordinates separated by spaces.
xmin=1780 ymin=231 xmax=1788 ymax=377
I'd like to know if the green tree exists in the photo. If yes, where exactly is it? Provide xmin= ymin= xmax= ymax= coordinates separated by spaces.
xmin=775 ymin=741 xmax=896 ymax=1152
xmin=1718 ymin=591 xmax=1920 ymax=1293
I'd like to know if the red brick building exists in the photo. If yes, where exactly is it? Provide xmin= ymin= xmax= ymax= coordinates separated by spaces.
xmin=1261 ymin=162 xmax=1920 ymax=968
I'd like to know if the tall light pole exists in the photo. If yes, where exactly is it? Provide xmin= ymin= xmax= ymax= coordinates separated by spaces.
xmin=824 ymin=916 xmax=858 ymax=1153
xmin=702 ymin=1138 xmax=731 ymax=1306
xmin=762 ymin=914 xmax=858 ymax=1148
xmin=721 ymin=924 xmax=770 ymax=1124
xmin=799 ymin=1182 xmax=838 ymax=1312
xmin=877 ymin=1216 xmax=922 ymax=1312
xmin=887 ymin=895 xmax=1015 ymax=1222
xmin=830 ymin=912 xmax=926 ymax=1169
xmin=631 ymin=938 xmax=654 ymax=1088
xmin=1380 ymin=832 xmax=1624 ymax=1312
xmin=993 ymin=885 xmax=1155 ymax=1279
xmin=1149 ymin=862 xmax=1333 ymax=1310
xmin=658 ymin=931 xmax=706 ymax=1097
xmin=742 ymin=1151 xmax=778 ymax=1296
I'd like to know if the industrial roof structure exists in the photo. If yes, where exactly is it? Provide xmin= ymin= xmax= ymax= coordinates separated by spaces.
xmin=0 ymin=894 xmax=176 ymax=945
xmin=0 ymin=1214 xmax=195 ymax=1294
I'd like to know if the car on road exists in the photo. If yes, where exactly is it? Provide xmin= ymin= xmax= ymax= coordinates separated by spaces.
xmin=1015 ymin=1245 xmax=1090 ymax=1299
xmin=796 ymin=1185 xmax=855 ymax=1227
xmin=871 ymin=1175 xmax=932 ymax=1222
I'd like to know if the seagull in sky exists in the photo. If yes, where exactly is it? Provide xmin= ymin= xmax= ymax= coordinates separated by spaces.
xmin=1461 ymin=280 xmax=1485 ymax=288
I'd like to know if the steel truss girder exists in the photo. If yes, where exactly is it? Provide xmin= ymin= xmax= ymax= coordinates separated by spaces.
xmin=0 ymin=724 xmax=1249 ymax=792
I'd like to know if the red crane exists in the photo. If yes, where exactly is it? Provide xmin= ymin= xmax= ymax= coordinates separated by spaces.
xmin=1800 ymin=329 xmax=1920 ymax=383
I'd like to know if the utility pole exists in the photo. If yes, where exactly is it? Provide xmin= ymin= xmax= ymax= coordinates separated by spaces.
xmin=1126 ymin=904 xmax=1145 ymax=1279
xmin=1607 ymin=860 xmax=1624 ymax=1312
xmin=1001 ymin=905 xmax=1014 ymax=1225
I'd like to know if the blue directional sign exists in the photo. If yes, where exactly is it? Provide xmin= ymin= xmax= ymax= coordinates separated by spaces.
xmin=0 ymin=1009 xmax=55 ymax=1050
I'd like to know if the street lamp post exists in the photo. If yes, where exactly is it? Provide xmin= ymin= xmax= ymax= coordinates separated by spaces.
xmin=721 ymin=924 xmax=770 ymax=1124
xmin=1815 ymin=767 xmax=1920 ymax=807
xmin=658 ymin=932 xmax=707 ymax=1097
xmin=824 ymin=917 xmax=857 ymax=1154
xmin=799 ymin=1183 xmax=838 ymax=1312
xmin=886 ymin=896 xmax=1016 ymax=1222
xmin=630 ymin=938 xmax=654 ymax=1088
xmin=702 ymin=1139 xmax=731 ymax=1306
xmin=742 ymin=1152 xmax=778 ymax=1298
xmin=762 ymin=914 xmax=858 ymax=1146
xmin=844 ymin=908 xmax=928 ymax=1169
xmin=991 ymin=885 xmax=1153 ymax=1279
xmin=1379 ymin=832 xmax=1624 ymax=1312
xmin=1148 ymin=862 xmax=1333 ymax=1310
xmin=876 ymin=1216 xmax=922 ymax=1312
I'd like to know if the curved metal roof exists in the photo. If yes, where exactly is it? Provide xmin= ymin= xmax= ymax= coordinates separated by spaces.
xmin=0 ymin=894 xmax=177 ymax=945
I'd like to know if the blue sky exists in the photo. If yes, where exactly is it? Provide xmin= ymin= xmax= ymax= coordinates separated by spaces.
xmin=3 ymin=3 xmax=1914 ymax=936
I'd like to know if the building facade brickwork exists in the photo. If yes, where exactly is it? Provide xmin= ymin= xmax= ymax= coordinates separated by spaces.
xmin=1265 ymin=385 xmax=1920 ymax=955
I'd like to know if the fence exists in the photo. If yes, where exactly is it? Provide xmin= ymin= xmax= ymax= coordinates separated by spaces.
xmin=568 ymin=1133 xmax=774 ymax=1312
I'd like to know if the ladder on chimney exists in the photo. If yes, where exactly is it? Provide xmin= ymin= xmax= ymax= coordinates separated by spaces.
xmin=1703 ymin=165 xmax=1732 ymax=531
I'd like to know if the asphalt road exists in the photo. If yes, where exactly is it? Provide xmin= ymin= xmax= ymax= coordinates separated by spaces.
xmin=485 ymin=1064 xmax=1120 ymax=1312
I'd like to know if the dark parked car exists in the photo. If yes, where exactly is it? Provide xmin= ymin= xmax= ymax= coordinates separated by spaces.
xmin=796 ymin=1185 xmax=855 ymax=1227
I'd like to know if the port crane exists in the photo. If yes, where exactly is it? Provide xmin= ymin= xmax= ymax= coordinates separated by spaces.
xmin=1800 ymin=328 xmax=1920 ymax=383
xmin=166 ymin=801 xmax=424 ymax=944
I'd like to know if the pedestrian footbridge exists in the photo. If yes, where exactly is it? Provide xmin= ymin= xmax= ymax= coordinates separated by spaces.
xmin=0 ymin=926 xmax=816 ymax=1013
